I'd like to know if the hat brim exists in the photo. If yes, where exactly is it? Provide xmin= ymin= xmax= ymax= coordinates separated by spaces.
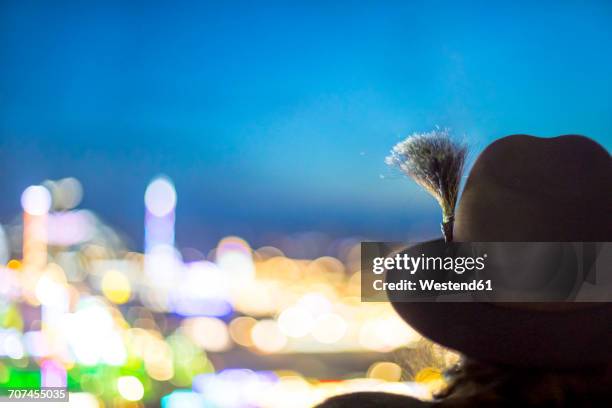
xmin=392 ymin=292 xmax=612 ymax=368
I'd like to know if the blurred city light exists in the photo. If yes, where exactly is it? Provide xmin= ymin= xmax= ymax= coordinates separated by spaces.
xmin=21 ymin=186 xmax=52 ymax=216
xmin=145 ymin=177 xmax=177 ymax=218
xmin=117 ymin=375 xmax=145 ymax=401
xmin=0 ymin=178 xmax=454 ymax=406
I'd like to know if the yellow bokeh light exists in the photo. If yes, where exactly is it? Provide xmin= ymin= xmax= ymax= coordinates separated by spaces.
xmin=145 ymin=349 xmax=174 ymax=382
xmin=415 ymin=367 xmax=443 ymax=383
xmin=228 ymin=316 xmax=257 ymax=347
xmin=257 ymin=256 xmax=301 ymax=280
xmin=6 ymin=259 xmax=21 ymax=270
xmin=251 ymin=319 xmax=287 ymax=353
xmin=102 ymin=270 xmax=131 ymax=304
xmin=367 ymin=361 xmax=403 ymax=382
xmin=182 ymin=317 xmax=231 ymax=352
xmin=414 ymin=366 xmax=446 ymax=395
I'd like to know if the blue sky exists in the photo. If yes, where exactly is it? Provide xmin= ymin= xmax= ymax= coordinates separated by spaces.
xmin=1 ymin=1 xmax=611 ymax=249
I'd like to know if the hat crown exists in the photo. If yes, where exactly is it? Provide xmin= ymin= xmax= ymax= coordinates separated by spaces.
xmin=455 ymin=134 xmax=612 ymax=242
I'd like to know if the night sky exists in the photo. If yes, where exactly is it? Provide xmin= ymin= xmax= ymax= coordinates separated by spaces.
xmin=1 ymin=1 xmax=611 ymax=250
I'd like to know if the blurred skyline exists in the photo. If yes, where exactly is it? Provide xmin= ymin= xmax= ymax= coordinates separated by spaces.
xmin=1 ymin=0 xmax=612 ymax=250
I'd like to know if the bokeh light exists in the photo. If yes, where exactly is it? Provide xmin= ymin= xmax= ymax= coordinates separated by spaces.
xmin=251 ymin=320 xmax=287 ymax=354
xmin=21 ymin=185 xmax=52 ymax=216
xmin=182 ymin=317 xmax=231 ymax=352
xmin=277 ymin=306 xmax=314 ymax=338
xmin=311 ymin=313 xmax=347 ymax=344
xmin=117 ymin=375 xmax=145 ymax=401
xmin=228 ymin=316 xmax=257 ymax=347
xmin=367 ymin=361 xmax=403 ymax=382
xmin=102 ymin=269 xmax=132 ymax=304
xmin=145 ymin=177 xmax=177 ymax=217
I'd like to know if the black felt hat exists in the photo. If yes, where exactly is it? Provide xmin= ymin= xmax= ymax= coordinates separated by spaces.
xmin=391 ymin=134 xmax=612 ymax=367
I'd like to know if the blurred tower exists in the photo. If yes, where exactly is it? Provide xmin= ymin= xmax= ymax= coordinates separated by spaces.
xmin=21 ymin=185 xmax=68 ymax=387
xmin=144 ymin=176 xmax=177 ymax=252
xmin=21 ymin=185 xmax=51 ymax=269
xmin=144 ymin=177 xmax=181 ymax=295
